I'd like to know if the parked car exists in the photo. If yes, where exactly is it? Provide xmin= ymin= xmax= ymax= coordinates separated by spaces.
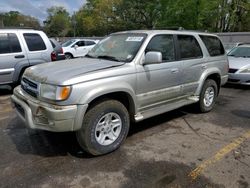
xmin=224 ymin=42 xmax=250 ymax=53
xmin=227 ymin=44 xmax=250 ymax=85
xmin=11 ymin=30 xmax=228 ymax=155
xmin=0 ymin=29 xmax=54 ymax=86
xmin=62 ymin=39 xmax=98 ymax=59
xmin=49 ymin=38 xmax=65 ymax=61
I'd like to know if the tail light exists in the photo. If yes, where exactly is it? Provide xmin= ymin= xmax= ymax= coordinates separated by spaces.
xmin=51 ymin=51 xmax=57 ymax=61
xmin=59 ymin=47 xmax=64 ymax=54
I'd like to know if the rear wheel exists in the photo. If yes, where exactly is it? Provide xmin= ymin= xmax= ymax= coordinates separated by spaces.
xmin=198 ymin=79 xmax=218 ymax=113
xmin=76 ymin=100 xmax=130 ymax=156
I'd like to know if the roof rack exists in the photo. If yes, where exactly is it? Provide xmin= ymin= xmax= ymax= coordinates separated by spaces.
xmin=154 ymin=27 xmax=185 ymax=31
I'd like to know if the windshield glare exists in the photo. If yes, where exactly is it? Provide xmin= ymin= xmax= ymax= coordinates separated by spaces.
xmin=62 ymin=39 xmax=76 ymax=47
xmin=228 ymin=47 xmax=250 ymax=57
xmin=87 ymin=33 xmax=147 ymax=62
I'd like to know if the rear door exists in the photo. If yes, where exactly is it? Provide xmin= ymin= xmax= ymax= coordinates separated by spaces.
xmin=0 ymin=31 xmax=28 ymax=84
xmin=20 ymin=31 xmax=52 ymax=66
xmin=176 ymin=35 xmax=204 ymax=95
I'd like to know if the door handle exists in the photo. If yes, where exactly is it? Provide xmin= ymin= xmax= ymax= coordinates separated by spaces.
xmin=171 ymin=68 xmax=179 ymax=74
xmin=15 ymin=55 xmax=25 ymax=59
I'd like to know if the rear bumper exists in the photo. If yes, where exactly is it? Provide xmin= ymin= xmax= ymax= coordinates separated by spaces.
xmin=11 ymin=86 xmax=88 ymax=132
xmin=228 ymin=73 xmax=250 ymax=85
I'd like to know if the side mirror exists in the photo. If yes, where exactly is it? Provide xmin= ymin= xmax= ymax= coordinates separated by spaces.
xmin=74 ymin=44 xmax=79 ymax=49
xmin=144 ymin=51 xmax=162 ymax=65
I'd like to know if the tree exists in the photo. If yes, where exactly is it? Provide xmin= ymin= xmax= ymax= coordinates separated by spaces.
xmin=0 ymin=11 xmax=40 ymax=29
xmin=44 ymin=6 xmax=71 ymax=37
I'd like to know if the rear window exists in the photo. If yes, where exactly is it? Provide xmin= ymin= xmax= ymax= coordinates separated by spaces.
xmin=178 ymin=35 xmax=203 ymax=60
xmin=0 ymin=33 xmax=22 ymax=54
xmin=23 ymin=33 xmax=46 ymax=51
xmin=200 ymin=35 xmax=225 ymax=56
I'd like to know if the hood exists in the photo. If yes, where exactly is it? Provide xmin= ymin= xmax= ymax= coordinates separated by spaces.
xmin=228 ymin=56 xmax=250 ymax=69
xmin=24 ymin=57 xmax=124 ymax=85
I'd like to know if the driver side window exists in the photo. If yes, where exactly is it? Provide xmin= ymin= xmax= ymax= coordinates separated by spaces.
xmin=145 ymin=35 xmax=175 ymax=62
xmin=76 ymin=41 xmax=85 ymax=47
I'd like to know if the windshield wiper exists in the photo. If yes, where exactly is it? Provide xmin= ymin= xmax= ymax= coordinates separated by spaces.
xmin=97 ymin=55 xmax=121 ymax=62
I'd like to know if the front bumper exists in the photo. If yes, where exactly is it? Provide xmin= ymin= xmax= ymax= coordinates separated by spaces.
xmin=228 ymin=73 xmax=250 ymax=85
xmin=11 ymin=86 xmax=88 ymax=132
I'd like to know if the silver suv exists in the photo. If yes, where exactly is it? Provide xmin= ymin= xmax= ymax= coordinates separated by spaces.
xmin=11 ymin=30 xmax=228 ymax=155
xmin=0 ymin=29 xmax=53 ymax=86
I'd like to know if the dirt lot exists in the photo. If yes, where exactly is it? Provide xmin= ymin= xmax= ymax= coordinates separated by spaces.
xmin=0 ymin=85 xmax=249 ymax=188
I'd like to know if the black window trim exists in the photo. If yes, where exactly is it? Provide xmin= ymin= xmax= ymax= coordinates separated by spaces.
xmin=145 ymin=34 xmax=177 ymax=63
xmin=0 ymin=33 xmax=22 ymax=55
xmin=175 ymin=34 xmax=204 ymax=61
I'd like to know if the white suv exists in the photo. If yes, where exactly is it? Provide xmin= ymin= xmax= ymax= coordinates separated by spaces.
xmin=62 ymin=39 xmax=98 ymax=59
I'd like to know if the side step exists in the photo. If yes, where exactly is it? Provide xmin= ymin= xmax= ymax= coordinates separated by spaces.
xmin=134 ymin=96 xmax=199 ymax=122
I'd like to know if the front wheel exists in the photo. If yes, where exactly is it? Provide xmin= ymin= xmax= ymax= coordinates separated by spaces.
xmin=65 ymin=53 xmax=73 ymax=59
xmin=198 ymin=79 xmax=218 ymax=113
xmin=76 ymin=100 xmax=130 ymax=156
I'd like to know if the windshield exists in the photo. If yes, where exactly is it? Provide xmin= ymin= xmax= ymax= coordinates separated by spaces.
xmin=228 ymin=47 xmax=250 ymax=58
xmin=87 ymin=33 xmax=147 ymax=62
xmin=62 ymin=39 xmax=76 ymax=47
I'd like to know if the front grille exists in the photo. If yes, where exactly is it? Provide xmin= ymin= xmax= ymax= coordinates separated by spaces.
xmin=228 ymin=68 xmax=238 ymax=73
xmin=21 ymin=77 xmax=39 ymax=98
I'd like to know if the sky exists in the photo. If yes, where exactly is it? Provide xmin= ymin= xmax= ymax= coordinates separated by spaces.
xmin=0 ymin=0 xmax=86 ymax=22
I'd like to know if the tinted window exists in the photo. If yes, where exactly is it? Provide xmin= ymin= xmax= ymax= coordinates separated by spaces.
xmin=0 ymin=33 xmax=21 ymax=54
xmin=76 ymin=41 xmax=85 ymax=47
xmin=85 ymin=41 xmax=96 ymax=46
xmin=146 ymin=35 xmax=175 ymax=62
xmin=0 ymin=33 xmax=11 ymax=54
xmin=23 ymin=33 xmax=46 ymax=51
xmin=178 ymin=35 xmax=203 ymax=59
xmin=200 ymin=35 xmax=225 ymax=56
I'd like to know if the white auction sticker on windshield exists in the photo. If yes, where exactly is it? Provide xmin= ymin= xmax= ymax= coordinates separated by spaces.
xmin=126 ymin=37 xmax=143 ymax=42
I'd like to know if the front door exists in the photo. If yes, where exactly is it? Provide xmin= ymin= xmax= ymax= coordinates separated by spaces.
xmin=136 ymin=34 xmax=183 ymax=111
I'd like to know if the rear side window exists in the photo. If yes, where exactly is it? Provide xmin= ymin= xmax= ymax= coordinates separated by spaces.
xmin=23 ymin=33 xmax=46 ymax=51
xmin=0 ymin=33 xmax=21 ymax=54
xmin=146 ymin=35 xmax=175 ymax=62
xmin=178 ymin=35 xmax=203 ymax=60
xmin=200 ymin=35 xmax=225 ymax=56
xmin=85 ymin=41 xmax=96 ymax=46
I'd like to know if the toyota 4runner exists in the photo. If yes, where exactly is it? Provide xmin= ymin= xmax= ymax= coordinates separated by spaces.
xmin=11 ymin=30 xmax=228 ymax=155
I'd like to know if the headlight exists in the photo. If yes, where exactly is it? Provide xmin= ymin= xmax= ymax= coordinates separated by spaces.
xmin=40 ymin=84 xmax=71 ymax=101
xmin=239 ymin=67 xmax=250 ymax=73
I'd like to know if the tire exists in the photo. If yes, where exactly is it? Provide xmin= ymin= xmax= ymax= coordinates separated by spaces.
xmin=65 ymin=53 xmax=73 ymax=59
xmin=76 ymin=100 xmax=130 ymax=156
xmin=198 ymin=79 xmax=218 ymax=113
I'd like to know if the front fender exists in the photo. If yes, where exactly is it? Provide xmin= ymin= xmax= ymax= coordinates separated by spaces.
xmin=76 ymin=80 xmax=137 ymax=111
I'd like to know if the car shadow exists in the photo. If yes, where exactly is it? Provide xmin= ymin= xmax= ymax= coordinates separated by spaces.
xmin=223 ymin=83 xmax=250 ymax=90
xmin=7 ymin=108 xmax=190 ymax=159
xmin=0 ymin=85 xmax=13 ymax=96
